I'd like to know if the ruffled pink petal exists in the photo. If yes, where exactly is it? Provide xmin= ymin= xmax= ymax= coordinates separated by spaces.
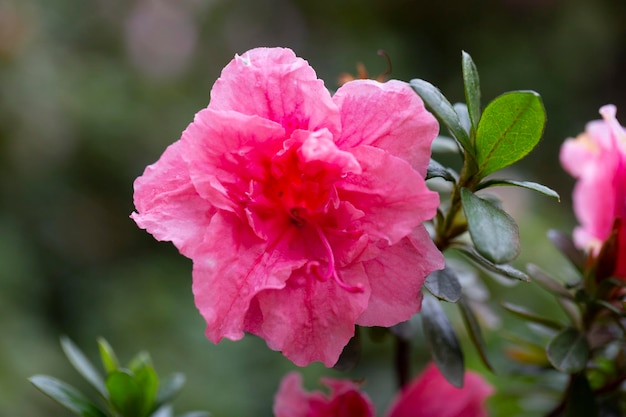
xmin=333 ymin=79 xmax=438 ymax=174
xmin=386 ymin=363 xmax=493 ymax=417
xmin=180 ymin=108 xmax=287 ymax=213
xmin=209 ymin=47 xmax=341 ymax=137
xmin=131 ymin=141 xmax=213 ymax=258
xmin=357 ymin=226 xmax=444 ymax=326
xmin=338 ymin=145 xmax=440 ymax=245
xmin=192 ymin=212 xmax=307 ymax=342
xmin=251 ymin=263 xmax=371 ymax=366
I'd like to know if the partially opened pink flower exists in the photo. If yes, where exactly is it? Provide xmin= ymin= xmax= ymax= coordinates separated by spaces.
xmin=273 ymin=364 xmax=493 ymax=417
xmin=132 ymin=47 xmax=443 ymax=366
xmin=560 ymin=105 xmax=626 ymax=278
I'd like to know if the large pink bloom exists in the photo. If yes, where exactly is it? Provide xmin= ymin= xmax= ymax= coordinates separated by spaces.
xmin=273 ymin=364 xmax=493 ymax=417
xmin=131 ymin=47 xmax=443 ymax=366
xmin=560 ymin=105 xmax=626 ymax=278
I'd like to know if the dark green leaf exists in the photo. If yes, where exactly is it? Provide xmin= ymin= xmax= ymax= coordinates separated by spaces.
xmin=389 ymin=320 xmax=416 ymax=340
xmin=547 ymin=328 xmax=589 ymax=373
xmin=458 ymin=296 xmax=494 ymax=372
xmin=29 ymin=375 xmax=107 ymax=417
xmin=60 ymin=336 xmax=107 ymax=397
xmin=460 ymin=188 xmax=521 ymax=264
xmin=333 ymin=328 xmax=361 ymax=371
xmin=106 ymin=370 xmax=144 ymax=417
xmin=461 ymin=51 xmax=481 ymax=131
xmin=155 ymin=373 xmax=186 ymax=407
xmin=526 ymin=263 xmax=575 ymax=300
xmin=478 ymin=179 xmax=559 ymax=201
xmin=97 ymin=337 xmax=119 ymax=375
xmin=410 ymin=79 xmax=473 ymax=154
xmin=457 ymin=246 xmax=529 ymax=281
xmin=453 ymin=103 xmax=471 ymax=134
xmin=425 ymin=267 xmax=462 ymax=302
xmin=421 ymin=296 xmax=464 ymax=387
xmin=547 ymin=230 xmax=585 ymax=271
xmin=426 ymin=159 xmax=457 ymax=182
xmin=501 ymin=302 xmax=564 ymax=330
xmin=564 ymin=373 xmax=599 ymax=417
xmin=475 ymin=91 xmax=546 ymax=177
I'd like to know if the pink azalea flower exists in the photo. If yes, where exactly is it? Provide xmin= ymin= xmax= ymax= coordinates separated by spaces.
xmin=560 ymin=105 xmax=626 ymax=278
xmin=273 ymin=364 xmax=493 ymax=417
xmin=131 ymin=47 xmax=443 ymax=366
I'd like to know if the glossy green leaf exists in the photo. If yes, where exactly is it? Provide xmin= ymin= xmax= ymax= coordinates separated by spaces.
xmin=460 ymin=188 xmax=520 ymax=264
xmin=155 ymin=373 xmax=186 ymax=408
xmin=501 ymin=302 xmax=564 ymax=330
xmin=458 ymin=296 xmax=494 ymax=372
xmin=60 ymin=336 xmax=107 ymax=397
xmin=462 ymin=51 xmax=481 ymax=131
xmin=421 ymin=296 xmax=464 ymax=387
xmin=526 ymin=263 xmax=575 ymax=300
xmin=29 ymin=375 xmax=107 ymax=417
xmin=547 ymin=327 xmax=589 ymax=373
xmin=457 ymin=246 xmax=529 ymax=281
xmin=426 ymin=159 xmax=457 ymax=182
xmin=564 ymin=373 xmax=599 ymax=417
xmin=475 ymin=91 xmax=545 ymax=177
xmin=410 ymin=79 xmax=473 ymax=154
xmin=97 ymin=337 xmax=119 ymax=375
xmin=425 ymin=267 xmax=462 ymax=302
xmin=106 ymin=370 xmax=144 ymax=417
xmin=478 ymin=179 xmax=559 ymax=201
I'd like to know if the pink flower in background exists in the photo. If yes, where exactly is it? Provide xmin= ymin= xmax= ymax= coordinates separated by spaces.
xmin=273 ymin=364 xmax=493 ymax=417
xmin=385 ymin=364 xmax=493 ymax=417
xmin=131 ymin=47 xmax=443 ymax=366
xmin=560 ymin=105 xmax=626 ymax=278
xmin=273 ymin=372 xmax=375 ymax=417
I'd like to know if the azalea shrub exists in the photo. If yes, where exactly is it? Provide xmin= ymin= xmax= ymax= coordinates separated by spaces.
xmin=31 ymin=47 xmax=626 ymax=417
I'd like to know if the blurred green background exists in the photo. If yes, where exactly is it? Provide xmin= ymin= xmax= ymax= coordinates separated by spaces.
xmin=1 ymin=0 xmax=625 ymax=415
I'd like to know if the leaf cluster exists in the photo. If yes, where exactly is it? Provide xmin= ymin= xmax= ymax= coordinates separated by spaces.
xmin=30 ymin=337 xmax=210 ymax=417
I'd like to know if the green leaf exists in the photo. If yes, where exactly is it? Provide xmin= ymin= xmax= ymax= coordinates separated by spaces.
xmin=134 ymin=363 xmax=159 ymax=416
xmin=155 ymin=373 xmax=186 ymax=407
xmin=29 ymin=375 xmax=107 ymax=417
xmin=333 ymin=328 xmax=361 ymax=371
xmin=410 ymin=79 xmax=473 ymax=154
xmin=564 ymin=373 xmax=599 ymax=417
xmin=457 ymin=246 xmax=529 ymax=281
xmin=458 ymin=296 xmax=494 ymax=372
xmin=97 ymin=337 xmax=119 ymax=375
xmin=106 ymin=370 xmax=144 ymax=417
xmin=501 ymin=302 xmax=564 ymax=330
xmin=478 ymin=179 xmax=559 ymax=201
xmin=475 ymin=91 xmax=546 ymax=177
xmin=424 ymin=267 xmax=462 ymax=302
xmin=526 ymin=263 xmax=575 ymax=300
xmin=60 ymin=336 xmax=107 ymax=398
xmin=460 ymin=188 xmax=520 ymax=264
xmin=461 ymin=51 xmax=481 ymax=132
xmin=426 ymin=159 xmax=457 ymax=182
xmin=547 ymin=327 xmax=589 ymax=373
xmin=547 ymin=230 xmax=585 ymax=271
xmin=421 ymin=296 xmax=464 ymax=387
xmin=128 ymin=351 xmax=153 ymax=373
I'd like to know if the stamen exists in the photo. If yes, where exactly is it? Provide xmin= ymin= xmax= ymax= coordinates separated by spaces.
xmin=312 ymin=225 xmax=364 ymax=293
